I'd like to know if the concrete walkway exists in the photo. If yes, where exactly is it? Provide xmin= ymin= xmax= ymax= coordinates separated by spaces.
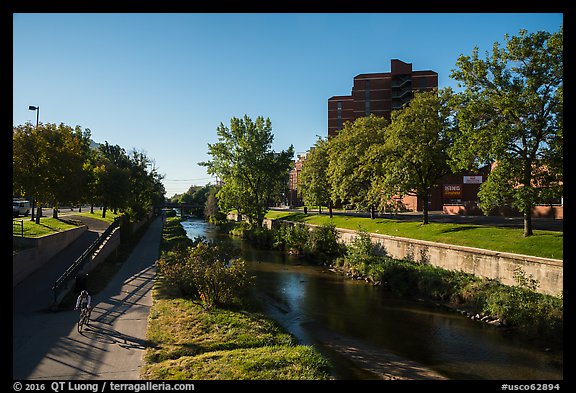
xmin=13 ymin=215 xmax=163 ymax=380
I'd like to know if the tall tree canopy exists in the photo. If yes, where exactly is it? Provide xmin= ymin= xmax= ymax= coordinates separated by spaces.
xmin=200 ymin=115 xmax=294 ymax=224
xmin=13 ymin=122 xmax=91 ymax=221
xmin=327 ymin=114 xmax=388 ymax=218
xmin=297 ymin=137 xmax=333 ymax=217
xmin=93 ymin=142 xmax=132 ymax=218
xmin=450 ymin=27 xmax=563 ymax=236
xmin=377 ymin=88 xmax=454 ymax=224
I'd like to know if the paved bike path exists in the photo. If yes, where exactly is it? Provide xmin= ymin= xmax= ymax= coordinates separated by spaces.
xmin=13 ymin=215 xmax=163 ymax=380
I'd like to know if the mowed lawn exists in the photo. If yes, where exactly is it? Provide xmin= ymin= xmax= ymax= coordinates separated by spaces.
xmin=265 ymin=211 xmax=563 ymax=260
xmin=12 ymin=217 xmax=79 ymax=237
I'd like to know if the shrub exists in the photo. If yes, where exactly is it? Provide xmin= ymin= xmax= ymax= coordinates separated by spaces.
xmin=344 ymin=228 xmax=382 ymax=274
xmin=284 ymin=223 xmax=310 ymax=255
xmin=306 ymin=223 xmax=344 ymax=264
xmin=156 ymin=239 xmax=253 ymax=308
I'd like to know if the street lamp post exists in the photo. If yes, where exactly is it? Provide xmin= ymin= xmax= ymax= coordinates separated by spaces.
xmin=28 ymin=105 xmax=39 ymax=128
xmin=27 ymin=105 xmax=40 ymax=221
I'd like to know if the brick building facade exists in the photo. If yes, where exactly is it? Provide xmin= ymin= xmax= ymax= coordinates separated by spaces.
xmin=328 ymin=59 xmax=438 ymax=138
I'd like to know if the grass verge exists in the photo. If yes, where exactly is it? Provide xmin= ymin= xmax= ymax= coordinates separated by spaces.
xmin=142 ymin=282 xmax=332 ymax=380
xmin=74 ymin=210 xmax=121 ymax=223
xmin=12 ymin=217 xmax=80 ymax=237
xmin=141 ymin=217 xmax=333 ymax=380
xmin=265 ymin=212 xmax=562 ymax=260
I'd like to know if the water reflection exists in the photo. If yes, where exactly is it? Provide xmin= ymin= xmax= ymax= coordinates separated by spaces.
xmin=179 ymin=219 xmax=563 ymax=380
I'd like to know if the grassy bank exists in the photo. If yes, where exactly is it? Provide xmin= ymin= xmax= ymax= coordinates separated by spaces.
xmin=265 ymin=211 xmax=563 ymax=260
xmin=12 ymin=217 xmax=80 ymax=237
xmin=74 ymin=210 xmax=121 ymax=223
xmin=141 ymin=217 xmax=333 ymax=380
xmin=12 ymin=211 xmax=120 ymax=238
xmin=142 ymin=281 xmax=332 ymax=380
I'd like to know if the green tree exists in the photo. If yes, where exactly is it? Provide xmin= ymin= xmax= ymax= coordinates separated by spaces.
xmin=327 ymin=115 xmax=388 ymax=218
xmin=378 ymin=88 xmax=454 ymax=225
xmin=177 ymin=184 xmax=215 ymax=217
xmin=450 ymin=28 xmax=563 ymax=236
xmin=13 ymin=122 xmax=91 ymax=222
xmin=125 ymin=149 xmax=165 ymax=221
xmin=204 ymin=185 xmax=227 ymax=224
xmin=44 ymin=123 xmax=92 ymax=218
xmin=200 ymin=115 xmax=294 ymax=225
xmin=13 ymin=122 xmax=45 ymax=221
xmin=297 ymin=137 xmax=333 ymax=217
xmin=83 ymin=147 xmax=102 ymax=214
xmin=94 ymin=142 xmax=131 ymax=218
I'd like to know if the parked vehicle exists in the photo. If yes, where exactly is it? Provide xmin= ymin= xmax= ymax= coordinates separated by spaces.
xmin=13 ymin=200 xmax=30 ymax=217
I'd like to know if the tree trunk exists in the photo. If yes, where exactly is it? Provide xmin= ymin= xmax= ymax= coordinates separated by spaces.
xmin=52 ymin=203 xmax=58 ymax=219
xmin=90 ymin=204 xmax=94 ymax=214
xmin=35 ymin=206 xmax=42 ymax=224
xmin=30 ymin=197 xmax=36 ymax=221
xmin=102 ymin=205 xmax=107 ymax=219
xmin=329 ymin=200 xmax=333 ymax=219
xmin=370 ymin=205 xmax=376 ymax=219
xmin=523 ymin=205 xmax=533 ymax=237
xmin=522 ymin=164 xmax=534 ymax=237
xmin=422 ymin=192 xmax=430 ymax=225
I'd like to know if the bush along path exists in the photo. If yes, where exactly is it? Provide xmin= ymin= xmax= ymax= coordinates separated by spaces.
xmin=140 ymin=217 xmax=333 ymax=380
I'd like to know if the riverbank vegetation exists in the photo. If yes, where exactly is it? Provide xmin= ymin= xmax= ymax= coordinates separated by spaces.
xmin=142 ymin=217 xmax=332 ymax=380
xmin=227 ymin=220 xmax=563 ymax=344
xmin=264 ymin=211 xmax=562 ymax=260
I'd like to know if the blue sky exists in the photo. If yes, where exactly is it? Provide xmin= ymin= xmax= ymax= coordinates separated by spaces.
xmin=13 ymin=13 xmax=563 ymax=197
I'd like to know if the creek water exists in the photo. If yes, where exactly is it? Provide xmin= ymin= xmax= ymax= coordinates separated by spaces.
xmin=180 ymin=218 xmax=563 ymax=380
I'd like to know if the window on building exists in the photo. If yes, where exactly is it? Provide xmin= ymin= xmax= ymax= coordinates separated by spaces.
xmin=365 ymin=80 xmax=371 ymax=116
xmin=337 ymin=101 xmax=343 ymax=130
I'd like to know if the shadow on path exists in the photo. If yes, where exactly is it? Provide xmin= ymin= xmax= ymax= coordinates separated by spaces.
xmin=13 ymin=216 xmax=163 ymax=380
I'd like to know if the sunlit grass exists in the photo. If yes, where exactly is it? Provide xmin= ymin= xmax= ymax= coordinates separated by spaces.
xmin=264 ymin=212 xmax=562 ymax=260
xmin=12 ymin=217 xmax=80 ymax=238
xmin=12 ymin=210 xmax=121 ymax=238
xmin=74 ymin=210 xmax=121 ymax=223
xmin=143 ymin=345 xmax=331 ymax=380
xmin=142 ymin=279 xmax=332 ymax=380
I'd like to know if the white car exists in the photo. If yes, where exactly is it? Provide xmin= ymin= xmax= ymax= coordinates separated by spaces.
xmin=13 ymin=200 xmax=30 ymax=217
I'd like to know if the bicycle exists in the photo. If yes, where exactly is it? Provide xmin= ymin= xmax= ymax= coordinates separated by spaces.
xmin=77 ymin=306 xmax=91 ymax=333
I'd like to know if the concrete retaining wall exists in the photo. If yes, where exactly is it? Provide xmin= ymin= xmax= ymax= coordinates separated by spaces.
xmin=13 ymin=225 xmax=87 ymax=287
xmin=262 ymin=217 xmax=563 ymax=297
xmin=336 ymin=227 xmax=562 ymax=297
xmin=51 ymin=226 xmax=122 ymax=306
xmin=81 ymin=227 xmax=121 ymax=275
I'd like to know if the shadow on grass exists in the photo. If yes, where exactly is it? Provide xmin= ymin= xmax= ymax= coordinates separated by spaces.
xmin=277 ymin=213 xmax=311 ymax=221
xmin=438 ymin=225 xmax=479 ymax=234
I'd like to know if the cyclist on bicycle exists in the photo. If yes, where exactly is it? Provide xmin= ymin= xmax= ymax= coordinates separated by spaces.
xmin=75 ymin=290 xmax=92 ymax=324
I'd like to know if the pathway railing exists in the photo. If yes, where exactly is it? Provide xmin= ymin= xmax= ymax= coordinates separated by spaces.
xmin=52 ymin=217 xmax=120 ymax=304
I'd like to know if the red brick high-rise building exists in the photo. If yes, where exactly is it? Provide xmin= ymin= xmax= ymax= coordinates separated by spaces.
xmin=328 ymin=59 xmax=438 ymax=137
